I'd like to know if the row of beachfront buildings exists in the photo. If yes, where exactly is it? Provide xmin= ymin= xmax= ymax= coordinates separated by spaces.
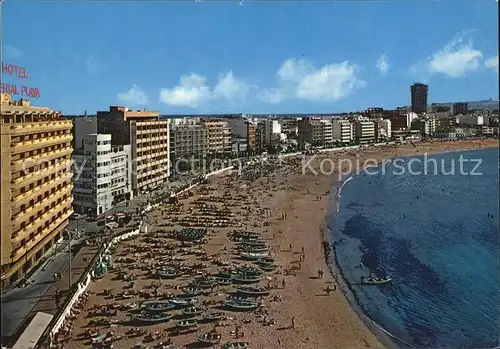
xmin=1 ymin=91 xmax=498 ymax=287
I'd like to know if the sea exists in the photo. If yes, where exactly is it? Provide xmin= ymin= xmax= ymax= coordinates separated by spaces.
xmin=329 ymin=147 xmax=500 ymax=349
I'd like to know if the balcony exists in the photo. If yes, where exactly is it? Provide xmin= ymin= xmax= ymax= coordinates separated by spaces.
xmin=11 ymin=184 xmax=72 ymax=224
xmin=11 ymin=198 xmax=73 ymax=245
xmin=10 ymin=211 xmax=72 ymax=262
xmin=11 ymin=172 xmax=72 ymax=209
xmin=9 ymin=120 xmax=73 ymax=136
xmin=10 ymin=147 xmax=72 ymax=172
xmin=10 ymin=134 xmax=73 ymax=154
xmin=10 ymin=159 xmax=72 ymax=189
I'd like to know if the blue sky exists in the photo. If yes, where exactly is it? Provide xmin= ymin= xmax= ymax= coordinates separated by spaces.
xmin=2 ymin=1 xmax=498 ymax=115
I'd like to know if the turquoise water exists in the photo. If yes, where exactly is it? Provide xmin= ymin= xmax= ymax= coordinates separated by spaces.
xmin=330 ymin=148 xmax=500 ymax=348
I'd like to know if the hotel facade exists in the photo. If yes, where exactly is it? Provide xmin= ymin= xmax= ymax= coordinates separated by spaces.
xmin=97 ymin=106 xmax=170 ymax=196
xmin=0 ymin=93 xmax=73 ymax=287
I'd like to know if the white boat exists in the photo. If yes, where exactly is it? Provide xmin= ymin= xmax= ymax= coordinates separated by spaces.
xmin=239 ymin=252 xmax=269 ymax=261
xmin=169 ymin=297 xmax=198 ymax=307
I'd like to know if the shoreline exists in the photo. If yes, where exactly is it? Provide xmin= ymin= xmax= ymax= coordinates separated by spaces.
xmin=319 ymin=142 xmax=498 ymax=349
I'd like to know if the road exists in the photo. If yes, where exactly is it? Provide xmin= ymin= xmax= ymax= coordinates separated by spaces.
xmin=0 ymin=180 xmax=185 ymax=345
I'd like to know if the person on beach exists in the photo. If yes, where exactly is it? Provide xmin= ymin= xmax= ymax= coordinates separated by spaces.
xmin=301 ymin=246 xmax=305 ymax=254
xmin=291 ymin=316 xmax=295 ymax=328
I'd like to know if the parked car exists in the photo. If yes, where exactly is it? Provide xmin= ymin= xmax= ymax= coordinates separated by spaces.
xmin=70 ymin=213 xmax=85 ymax=220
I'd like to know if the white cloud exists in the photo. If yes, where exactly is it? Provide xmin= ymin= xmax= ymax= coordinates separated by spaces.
xmin=118 ymin=84 xmax=148 ymax=105
xmin=413 ymin=32 xmax=482 ymax=78
xmin=213 ymin=71 xmax=250 ymax=100
xmin=258 ymin=88 xmax=287 ymax=104
xmin=2 ymin=45 xmax=23 ymax=59
xmin=376 ymin=54 xmax=389 ymax=75
xmin=159 ymin=71 xmax=249 ymax=108
xmin=260 ymin=58 xmax=366 ymax=104
xmin=159 ymin=58 xmax=365 ymax=108
xmin=484 ymin=55 xmax=498 ymax=74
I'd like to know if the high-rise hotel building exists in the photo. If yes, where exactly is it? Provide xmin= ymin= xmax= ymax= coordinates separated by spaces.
xmin=0 ymin=93 xmax=73 ymax=287
xmin=97 ymin=106 xmax=170 ymax=196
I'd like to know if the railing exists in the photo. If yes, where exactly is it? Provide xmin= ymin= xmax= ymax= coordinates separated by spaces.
xmin=33 ymin=165 xmax=236 ymax=348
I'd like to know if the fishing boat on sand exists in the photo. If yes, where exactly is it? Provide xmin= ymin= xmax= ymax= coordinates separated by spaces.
xmin=169 ymin=297 xmax=198 ymax=307
xmin=258 ymin=264 xmax=277 ymax=272
xmin=256 ymin=257 xmax=274 ymax=264
xmin=181 ymin=306 xmax=203 ymax=317
xmin=238 ymin=240 xmax=266 ymax=247
xmin=131 ymin=312 xmax=174 ymax=323
xmin=231 ymin=273 xmax=261 ymax=284
xmin=223 ymin=299 xmax=261 ymax=311
xmin=156 ymin=268 xmax=179 ymax=279
xmin=141 ymin=300 xmax=176 ymax=312
xmin=361 ymin=275 xmax=393 ymax=285
xmin=202 ymin=311 xmax=226 ymax=321
xmin=190 ymin=276 xmax=218 ymax=289
xmin=238 ymin=246 xmax=268 ymax=253
xmin=217 ymin=278 xmax=233 ymax=285
xmin=181 ymin=287 xmax=203 ymax=296
xmin=235 ymin=286 xmax=270 ymax=296
xmin=239 ymin=252 xmax=269 ymax=261
xmin=175 ymin=319 xmax=198 ymax=328
xmin=223 ymin=342 xmax=249 ymax=349
xmin=198 ymin=331 xmax=222 ymax=345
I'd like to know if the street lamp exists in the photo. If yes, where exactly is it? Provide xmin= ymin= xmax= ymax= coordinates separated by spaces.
xmin=64 ymin=229 xmax=75 ymax=290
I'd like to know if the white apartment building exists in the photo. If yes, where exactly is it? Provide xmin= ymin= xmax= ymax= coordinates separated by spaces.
xmin=354 ymin=118 xmax=375 ymax=144
xmin=376 ymin=119 xmax=392 ymax=140
xmin=332 ymin=119 xmax=354 ymax=144
xmin=419 ymin=117 xmax=437 ymax=137
xmin=72 ymin=134 xmax=132 ymax=216
xmin=406 ymin=112 xmax=419 ymax=125
xmin=321 ymin=120 xmax=333 ymax=145
xmin=170 ymin=117 xmax=201 ymax=126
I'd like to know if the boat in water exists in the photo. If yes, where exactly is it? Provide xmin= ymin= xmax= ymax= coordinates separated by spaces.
xmin=360 ymin=275 xmax=393 ymax=285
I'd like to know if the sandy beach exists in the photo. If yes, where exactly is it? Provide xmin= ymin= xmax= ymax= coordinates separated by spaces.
xmin=57 ymin=139 xmax=497 ymax=349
